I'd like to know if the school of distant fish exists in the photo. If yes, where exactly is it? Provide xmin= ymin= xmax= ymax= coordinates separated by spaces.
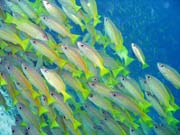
xmin=0 ymin=0 xmax=180 ymax=135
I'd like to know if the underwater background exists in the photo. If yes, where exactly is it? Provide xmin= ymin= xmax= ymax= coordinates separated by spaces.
xmin=0 ymin=0 xmax=180 ymax=135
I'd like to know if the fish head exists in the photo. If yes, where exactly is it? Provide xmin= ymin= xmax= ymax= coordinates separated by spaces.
xmin=110 ymin=91 xmax=118 ymax=98
xmin=88 ymin=81 xmax=96 ymax=88
xmin=40 ymin=67 xmax=49 ymax=76
xmin=144 ymin=91 xmax=152 ymax=97
xmin=145 ymin=74 xmax=153 ymax=81
xmin=88 ymin=93 xmax=94 ymax=100
xmin=131 ymin=42 xmax=137 ymax=49
xmin=21 ymin=63 xmax=29 ymax=71
xmin=40 ymin=15 xmax=48 ymax=23
xmin=157 ymin=62 xmax=165 ymax=70
xmin=61 ymin=44 xmax=69 ymax=52
xmin=43 ymin=0 xmax=51 ymax=8
xmin=30 ymin=39 xmax=38 ymax=46
xmin=77 ymin=41 xmax=87 ymax=52
xmin=16 ymin=103 xmax=25 ymax=112
xmin=129 ymin=126 xmax=136 ymax=134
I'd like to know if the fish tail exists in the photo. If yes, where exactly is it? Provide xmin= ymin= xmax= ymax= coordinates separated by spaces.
xmin=81 ymin=88 xmax=90 ymax=99
xmin=124 ymin=55 xmax=134 ymax=66
xmin=71 ymin=34 xmax=80 ymax=44
xmin=166 ymin=104 xmax=176 ymax=112
xmin=40 ymin=122 xmax=48 ymax=128
xmin=141 ymin=113 xmax=153 ymax=127
xmin=85 ymin=70 xmax=94 ymax=79
xmin=93 ymin=16 xmax=101 ymax=26
xmin=4 ymin=13 xmax=13 ymax=23
xmin=74 ymin=5 xmax=81 ymax=12
xmin=72 ymin=70 xmax=82 ymax=78
xmin=122 ymin=69 xmax=130 ymax=76
xmin=47 ymin=95 xmax=56 ymax=105
xmin=62 ymin=91 xmax=72 ymax=102
xmin=0 ymin=75 xmax=7 ymax=85
xmin=57 ymin=59 xmax=67 ymax=68
xmin=100 ymin=66 xmax=109 ymax=76
xmin=38 ymin=106 xmax=48 ymax=116
xmin=167 ymin=116 xmax=180 ymax=125
xmin=13 ymin=99 xmax=18 ymax=105
xmin=139 ymin=101 xmax=151 ymax=112
xmin=31 ymin=90 xmax=40 ymax=99
xmin=112 ymin=66 xmax=124 ymax=77
xmin=80 ymin=24 xmax=86 ymax=32
xmin=131 ymin=122 xmax=139 ymax=129
xmin=142 ymin=63 xmax=149 ymax=69
xmin=21 ymin=38 xmax=30 ymax=50
xmin=50 ymin=119 xmax=60 ymax=128
xmin=72 ymin=119 xmax=81 ymax=129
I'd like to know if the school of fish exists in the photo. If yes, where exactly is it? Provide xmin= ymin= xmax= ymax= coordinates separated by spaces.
xmin=0 ymin=0 xmax=180 ymax=135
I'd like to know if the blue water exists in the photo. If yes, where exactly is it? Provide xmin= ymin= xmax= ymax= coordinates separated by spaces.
xmin=95 ymin=0 xmax=180 ymax=121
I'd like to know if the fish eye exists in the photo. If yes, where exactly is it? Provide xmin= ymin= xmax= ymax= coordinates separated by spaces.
xmin=43 ymin=34 xmax=48 ymax=39
xmin=27 ymin=126 xmax=30 ymax=130
xmin=104 ymin=118 xmax=107 ymax=120
xmin=64 ymin=46 xmax=68 ymax=50
xmin=154 ymin=125 xmax=158 ymax=129
xmin=91 ymin=83 xmax=95 ymax=86
xmin=32 ymin=40 xmax=36 ymax=44
xmin=63 ymin=116 xmax=66 ymax=119
xmin=113 ymin=93 xmax=116 ymax=97
xmin=160 ymin=64 xmax=164 ymax=67
xmin=43 ymin=16 xmax=47 ymax=20
xmin=131 ymin=129 xmax=134 ymax=132
xmin=122 ymin=77 xmax=125 ymax=81
xmin=102 ymin=110 xmax=105 ymax=114
xmin=24 ymin=66 xmax=27 ymax=70
xmin=50 ymin=92 xmax=54 ymax=96
xmin=44 ymin=69 xmax=48 ymax=72
xmin=16 ymin=82 xmax=20 ymax=85
xmin=12 ymin=129 xmax=15 ymax=133
xmin=89 ymin=94 xmax=93 ymax=97
xmin=80 ymin=44 xmax=84 ymax=47
xmin=19 ymin=106 xmax=22 ymax=110
xmin=147 ymin=75 xmax=151 ymax=79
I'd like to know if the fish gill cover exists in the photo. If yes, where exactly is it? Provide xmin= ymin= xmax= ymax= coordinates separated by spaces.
xmin=0 ymin=0 xmax=180 ymax=135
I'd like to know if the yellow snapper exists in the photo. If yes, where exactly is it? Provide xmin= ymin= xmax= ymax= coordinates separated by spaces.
xmin=50 ymin=91 xmax=81 ymax=130
xmin=40 ymin=68 xmax=72 ymax=102
xmin=110 ymin=92 xmax=152 ymax=125
xmin=62 ymin=6 xmax=86 ymax=31
xmin=16 ymin=103 xmax=42 ymax=134
xmin=61 ymin=45 xmax=93 ymax=79
xmin=77 ymin=41 xmax=109 ymax=76
xmin=41 ymin=95 xmax=59 ymax=128
xmin=88 ymin=93 xmax=120 ymax=120
xmin=0 ymin=24 xmax=29 ymax=50
xmin=119 ymin=76 xmax=151 ymax=111
xmin=104 ymin=17 xmax=134 ymax=66
xmin=5 ymin=13 xmax=48 ymax=41
xmin=42 ymin=0 xmax=67 ymax=24
xmin=80 ymin=0 xmax=101 ymax=26
xmin=62 ymin=71 xmax=90 ymax=99
xmin=57 ymin=0 xmax=81 ymax=12
xmin=21 ymin=63 xmax=55 ymax=105
xmin=145 ymin=91 xmax=179 ymax=125
xmin=40 ymin=15 xmax=79 ymax=43
xmin=30 ymin=39 xmax=67 ymax=68
xmin=145 ymin=74 xmax=177 ymax=112
xmin=157 ymin=62 xmax=180 ymax=89
xmin=15 ymin=0 xmax=38 ymax=20
xmin=5 ymin=0 xmax=27 ymax=18
xmin=131 ymin=43 xmax=149 ymax=69
xmin=11 ymin=125 xmax=25 ymax=135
